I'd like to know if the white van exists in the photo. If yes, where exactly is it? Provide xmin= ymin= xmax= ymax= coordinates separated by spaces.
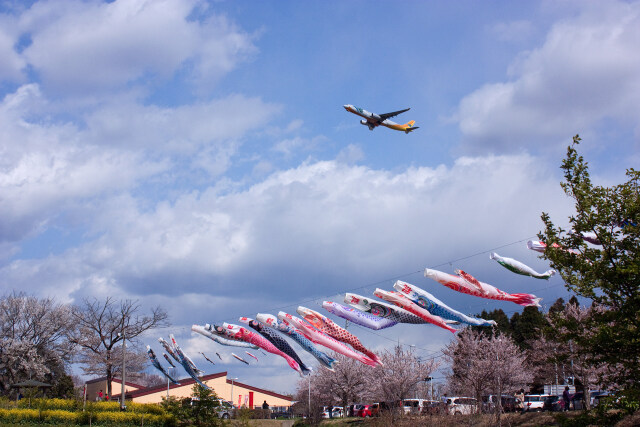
xmin=524 ymin=394 xmax=552 ymax=412
xmin=446 ymin=397 xmax=478 ymax=415
xmin=402 ymin=399 xmax=427 ymax=414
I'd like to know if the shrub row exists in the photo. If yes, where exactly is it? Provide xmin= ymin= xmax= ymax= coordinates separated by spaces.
xmin=0 ymin=408 xmax=174 ymax=425
xmin=16 ymin=399 xmax=164 ymax=415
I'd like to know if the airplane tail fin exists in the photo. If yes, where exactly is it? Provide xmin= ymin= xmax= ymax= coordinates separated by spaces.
xmin=404 ymin=120 xmax=419 ymax=133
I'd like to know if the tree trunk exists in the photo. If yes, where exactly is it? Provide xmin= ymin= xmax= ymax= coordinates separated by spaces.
xmin=106 ymin=365 xmax=112 ymax=398
xmin=496 ymin=379 xmax=503 ymax=427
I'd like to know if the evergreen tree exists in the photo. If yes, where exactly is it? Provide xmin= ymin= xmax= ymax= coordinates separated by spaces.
xmin=472 ymin=309 xmax=511 ymax=337
xmin=510 ymin=307 xmax=547 ymax=349
xmin=540 ymin=135 xmax=639 ymax=388
xmin=548 ymin=298 xmax=565 ymax=317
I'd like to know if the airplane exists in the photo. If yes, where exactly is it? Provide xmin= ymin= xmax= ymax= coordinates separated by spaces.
xmin=343 ymin=104 xmax=419 ymax=133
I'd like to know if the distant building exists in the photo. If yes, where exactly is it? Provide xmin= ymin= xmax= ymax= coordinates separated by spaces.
xmin=85 ymin=377 xmax=145 ymax=401
xmin=109 ymin=371 xmax=292 ymax=411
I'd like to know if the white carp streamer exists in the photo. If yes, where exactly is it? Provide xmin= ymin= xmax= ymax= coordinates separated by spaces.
xmin=192 ymin=324 xmax=259 ymax=349
xmin=393 ymin=280 xmax=496 ymax=327
xmin=424 ymin=268 xmax=541 ymax=307
xmin=490 ymin=252 xmax=556 ymax=279
xmin=373 ymin=289 xmax=457 ymax=333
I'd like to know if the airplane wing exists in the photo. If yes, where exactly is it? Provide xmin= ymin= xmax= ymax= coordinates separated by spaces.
xmin=379 ymin=108 xmax=410 ymax=120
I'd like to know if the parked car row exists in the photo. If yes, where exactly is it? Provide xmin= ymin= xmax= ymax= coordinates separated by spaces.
xmin=481 ymin=395 xmax=521 ymax=413
xmin=335 ymin=390 xmax=614 ymax=419
xmin=525 ymin=390 xmax=614 ymax=413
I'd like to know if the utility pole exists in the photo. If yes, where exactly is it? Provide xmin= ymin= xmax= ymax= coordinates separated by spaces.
xmin=167 ymin=367 xmax=173 ymax=400
xmin=308 ymin=375 xmax=311 ymax=419
xmin=229 ymin=377 xmax=238 ymax=407
xmin=120 ymin=329 xmax=126 ymax=411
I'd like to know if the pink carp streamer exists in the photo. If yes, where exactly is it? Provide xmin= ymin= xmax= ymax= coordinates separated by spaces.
xmin=373 ymin=289 xmax=457 ymax=333
xmin=296 ymin=306 xmax=382 ymax=366
xmin=278 ymin=311 xmax=378 ymax=367
xmin=527 ymin=240 xmax=580 ymax=255
xmin=217 ymin=322 xmax=303 ymax=376
xmin=424 ymin=268 xmax=541 ymax=307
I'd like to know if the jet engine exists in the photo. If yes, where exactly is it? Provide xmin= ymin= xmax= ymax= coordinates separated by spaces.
xmin=360 ymin=120 xmax=375 ymax=130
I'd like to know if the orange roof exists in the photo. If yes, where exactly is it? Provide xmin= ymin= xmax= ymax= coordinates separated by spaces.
xmin=122 ymin=371 xmax=292 ymax=401
xmin=85 ymin=376 xmax=145 ymax=390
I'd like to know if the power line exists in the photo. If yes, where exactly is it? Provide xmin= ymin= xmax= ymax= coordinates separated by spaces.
xmin=205 ymin=235 xmax=539 ymax=326
xmin=156 ymin=234 xmax=551 ymax=363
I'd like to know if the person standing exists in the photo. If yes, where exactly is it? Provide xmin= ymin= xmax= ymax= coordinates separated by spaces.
xmin=262 ymin=400 xmax=270 ymax=419
xmin=515 ymin=389 xmax=525 ymax=412
xmin=98 ymin=390 xmax=103 ymax=401
xmin=562 ymin=386 xmax=571 ymax=411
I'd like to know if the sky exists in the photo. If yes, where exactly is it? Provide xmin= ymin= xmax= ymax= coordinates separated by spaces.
xmin=1 ymin=0 xmax=639 ymax=395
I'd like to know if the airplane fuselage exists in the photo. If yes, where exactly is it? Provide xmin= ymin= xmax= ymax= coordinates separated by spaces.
xmin=343 ymin=104 xmax=418 ymax=133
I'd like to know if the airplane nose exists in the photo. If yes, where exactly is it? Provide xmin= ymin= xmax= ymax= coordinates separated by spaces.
xmin=343 ymin=104 xmax=350 ymax=110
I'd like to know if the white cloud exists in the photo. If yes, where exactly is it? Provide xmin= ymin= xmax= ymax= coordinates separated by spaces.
xmin=17 ymin=0 xmax=256 ymax=94
xmin=272 ymin=135 xmax=326 ymax=157
xmin=0 ymin=152 xmax=574 ymax=392
xmin=457 ymin=1 xmax=640 ymax=152
xmin=1 ymin=153 xmax=571 ymax=303
xmin=0 ymin=85 xmax=168 ymax=243
xmin=0 ymin=17 xmax=25 ymax=82
xmin=83 ymin=94 xmax=281 ymax=152
xmin=0 ymin=82 xmax=281 ymax=246
xmin=336 ymin=144 xmax=364 ymax=164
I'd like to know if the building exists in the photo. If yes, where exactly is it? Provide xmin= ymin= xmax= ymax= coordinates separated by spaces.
xmin=111 ymin=372 xmax=292 ymax=411
xmin=85 ymin=377 xmax=145 ymax=402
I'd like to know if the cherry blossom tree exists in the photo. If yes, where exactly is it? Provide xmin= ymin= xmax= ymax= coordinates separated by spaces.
xmin=0 ymin=292 xmax=74 ymax=396
xmin=367 ymin=345 xmax=439 ymax=404
xmin=294 ymin=352 xmax=371 ymax=422
xmin=544 ymin=301 xmax=613 ymax=410
xmin=444 ymin=328 xmax=532 ymax=424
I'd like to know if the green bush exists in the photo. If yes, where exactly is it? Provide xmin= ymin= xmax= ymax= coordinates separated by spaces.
xmin=0 ymin=404 xmax=174 ymax=426
xmin=0 ymin=408 xmax=39 ymax=423
xmin=18 ymin=397 xmax=80 ymax=411
xmin=41 ymin=409 xmax=82 ymax=424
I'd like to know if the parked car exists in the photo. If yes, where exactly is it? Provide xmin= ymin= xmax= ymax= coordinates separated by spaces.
xmin=590 ymin=391 xmax=612 ymax=407
xmin=403 ymin=398 xmax=428 ymax=414
xmin=212 ymin=399 xmax=234 ymax=419
xmin=524 ymin=394 xmax=552 ymax=412
xmin=421 ymin=400 xmax=447 ymax=415
xmin=542 ymin=395 xmax=563 ymax=412
xmin=357 ymin=404 xmax=375 ymax=417
xmin=348 ymin=404 xmax=364 ymax=417
xmin=320 ymin=406 xmax=344 ymax=418
xmin=570 ymin=392 xmax=584 ymax=410
xmin=482 ymin=395 xmax=519 ymax=413
xmin=270 ymin=411 xmax=293 ymax=419
xmin=446 ymin=397 xmax=478 ymax=415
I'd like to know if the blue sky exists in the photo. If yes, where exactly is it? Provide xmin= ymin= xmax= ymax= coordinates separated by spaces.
xmin=1 ymin=0 xmax=639 ymax=393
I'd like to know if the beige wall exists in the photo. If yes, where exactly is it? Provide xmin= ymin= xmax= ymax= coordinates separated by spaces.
xmin=85 ymin=379 xmax=141 ymax=401
xmin=131 ymin=374 xmax=292 ymax=410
